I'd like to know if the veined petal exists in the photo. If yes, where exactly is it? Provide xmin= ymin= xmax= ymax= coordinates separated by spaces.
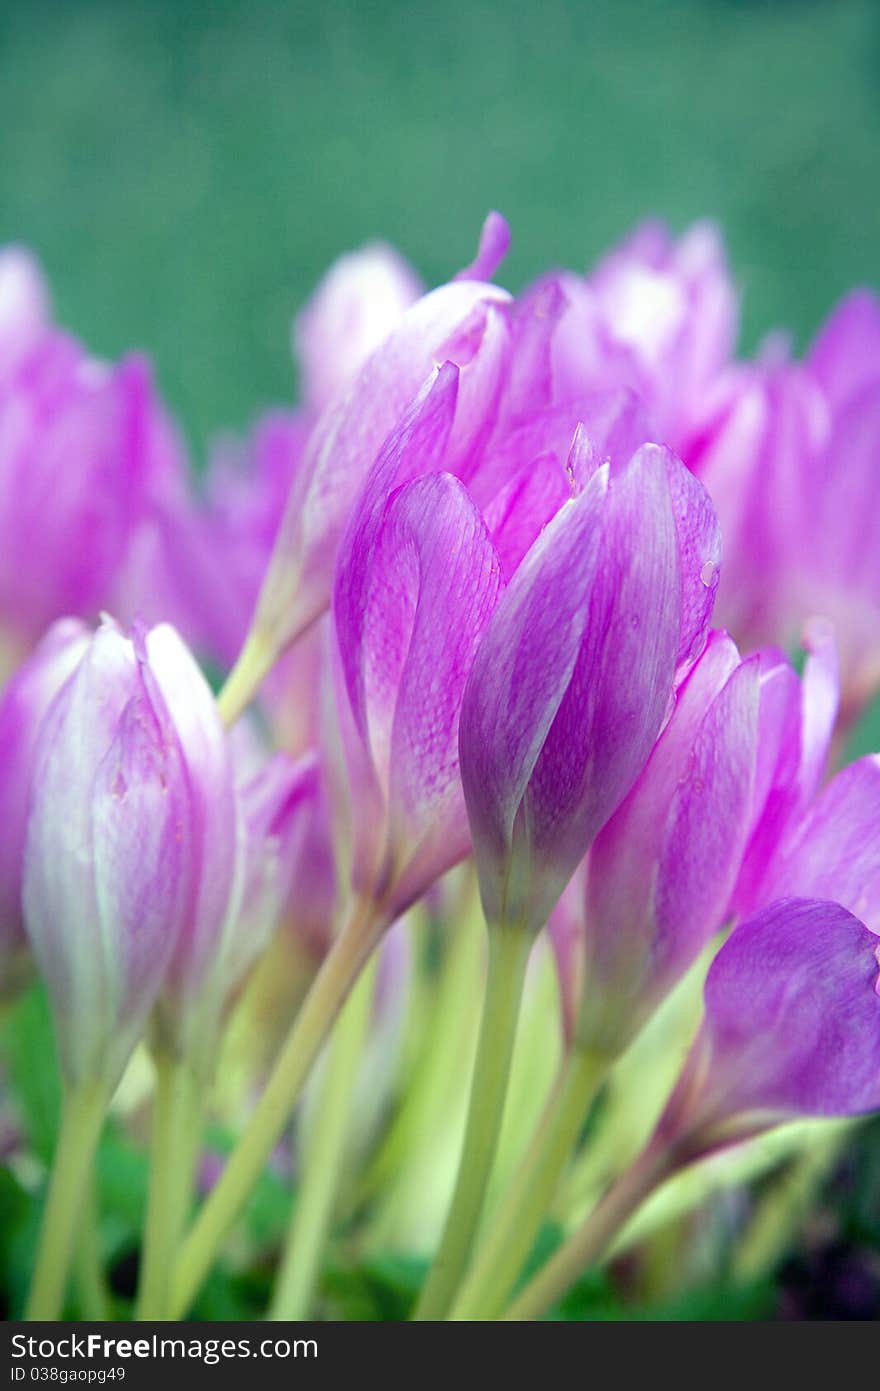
xmin=767 ymin=755 xmax=880 ymax=935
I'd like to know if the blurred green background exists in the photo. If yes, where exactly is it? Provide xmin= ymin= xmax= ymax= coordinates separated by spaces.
xmin=1 ymin=0 xmax=878 ymax=448
xmin=1 ymin=0 xmax=879 ymax=1319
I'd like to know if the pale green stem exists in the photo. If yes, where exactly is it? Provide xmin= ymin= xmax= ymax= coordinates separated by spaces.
xmin=450 ymin=1044 xmax=609 ymax=1320
xmin=25 ymin=1080 xmax=109 ymax=1320
xmin=170 ymin=901 xmax=379 ymax=1318
xmin=136 ymin=1054 xmax=203 ymax=1320
xmin=358 ymin=892 xmax=482 ymax=1208
xmin=413 ymin=922 xmax=533 ymax=1321
xmin=269 ymin=957 xmax=378 ymax=1320
xmin=215 ymin=627 xmax=277 ymax=729
xmin=731 ymin=1124 xmax=852 ymax=1285
xmin=504 ymin=1144 xmax=673 ymax=1321
xmin=74 ymin=1174 xmax=111 ymax=1320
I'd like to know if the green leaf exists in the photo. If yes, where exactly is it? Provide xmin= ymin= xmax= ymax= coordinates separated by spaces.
xmin=1 ymin=984 xmax=62 ymax=1165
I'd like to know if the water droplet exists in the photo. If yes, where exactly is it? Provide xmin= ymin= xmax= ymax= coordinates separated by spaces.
xmin=700 ymin=560 xmax=718 ymax=588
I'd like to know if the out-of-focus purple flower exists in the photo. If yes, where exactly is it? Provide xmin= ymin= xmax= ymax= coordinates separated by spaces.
xmin=23 ymin=619 xmax=201 ymax=1089
xmin=0 ymin=255 xmax=188 ymax=651
xmin=0 ymin=247 xmax=50 ymax=378
xmin=0 ymin=619 xmax=90 ymax=997
xmin=294 ymin=243 xmax=423 ymax=415
xmin=545 ymin=220 xmax=737 ymax=447
xmin=684 ymin=290 xmax=880 ymax=721
xmin=332 ymin=377 xmax=502 ymax=917
xmin=658 ymin=898 xmax=880 ymax=1157
xmin=175 ymin=412 xmax=310 ymax=670
xmin=571 ymin=631 xmax=761 ymax=1054
xmin=459 ymin=442 xmax=719 ymax=935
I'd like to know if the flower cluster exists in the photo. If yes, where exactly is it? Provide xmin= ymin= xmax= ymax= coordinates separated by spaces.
xmin=1 ymin=213 xmax=878 ymax=1323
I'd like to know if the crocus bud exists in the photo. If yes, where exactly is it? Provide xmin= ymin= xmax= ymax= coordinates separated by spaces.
xmin=332 ymin=380 xmax=502 ymax=916
xmin=249 ymin=216 xmax=511 ymax=659
xmin=685 ymin=291 xmax=880 ymax=721
xmin=294 ymin=243 xmax=423 ymax=414
xmin=0 ymin=619 xmax=90 ymax=996
xmin=576 ymin=631 xmax=761 ymax=1055
xmin=658 ymin=898 xmax=880 ymax=1158
xmin=458 ymin=442 xmax=720 ymax=934
xmin=23 ymin=619 xmax=200 ymax=1090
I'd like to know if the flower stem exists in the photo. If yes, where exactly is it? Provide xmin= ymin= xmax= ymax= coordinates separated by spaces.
xmin=136 ymin=1053 xmax=203 ymax=1320
xmin=503 ymin=1143 xmax=672 ymax=1321
xmin=358 ymin=884 xmax=482 ymax=1208
xmin=170 ymin=900 xmax=379 ymax=1318
xmin=25 ymin=1081 xmax=109 ymax=1320
xmin=74 ymin=1174 xmax=111 ymax=1320
xmin=413 ymin=922 xmax=533 ymax=1320
xmin=215 ymin=627 xmax=276 ymax=729
xmin=450 ymin=1044 xmax=608 ymax=1319
xmin=269 ymin=955 xmax=378 ymax=1320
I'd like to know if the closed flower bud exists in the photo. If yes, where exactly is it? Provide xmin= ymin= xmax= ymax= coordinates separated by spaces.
xmin=459 ymin=442 xmax=720 ymax=934
xmin=23 ymin=618 xmax=201 ymax=1090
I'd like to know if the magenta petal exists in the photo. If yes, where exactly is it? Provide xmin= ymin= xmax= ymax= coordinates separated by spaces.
xmin=582 ymin=634 xmax=758 ymax=1047
xmin=334 ymin=363 xmax=461 ymax=746
xmin=808 ymin=289 xmax=880 ymax=411
xmin=768 ymin=756 xmax=880 ymax=936
xmin=454 ymin=211 xmax=511 ymax=283
xmin=679 ymin=898 xmax=880 ymax=1133
xmin=336 ymin=468 xmax=502 ymax=908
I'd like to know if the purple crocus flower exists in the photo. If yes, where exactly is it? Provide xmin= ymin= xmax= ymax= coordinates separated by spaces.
xmin=458 ymin=441 xmax=720 ymax=934
xmin=0 ymin=619 xmax=90 ymax=996
xmin=0 ymin=252 xmax=188 ymax=653
xmin=684 ymin=290 xmax=880 ymax=722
